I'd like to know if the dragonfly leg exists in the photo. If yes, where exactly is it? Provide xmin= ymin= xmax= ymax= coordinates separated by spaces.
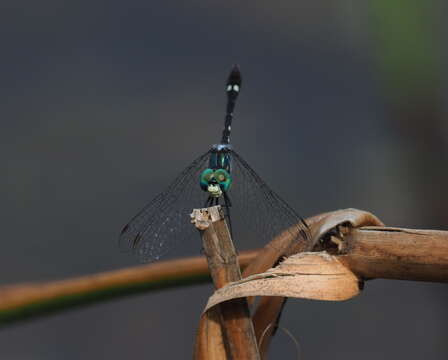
xmin=223 ymin=192 xmax=234 ymax=239
xmin=199 ymin=197 xmax=212 ymax=256
xmin=204 ymin=196 xmax=211 ymax=207
xmin=224 ymin=191 xmax=232 ymax=207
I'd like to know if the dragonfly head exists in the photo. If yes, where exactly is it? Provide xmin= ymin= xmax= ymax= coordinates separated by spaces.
xmin=207 ymin=183 xmax=223 ymax=198
xmin=200 ymin=168 xmax=232 ymax=196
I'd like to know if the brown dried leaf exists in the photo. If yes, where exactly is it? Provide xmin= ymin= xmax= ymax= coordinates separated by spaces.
xmin=242 ymin=208 xmax=384 ymax=280
xmin=205 ymin=252 xmax=361 ymax=312
xmin=248 ymin=208 xmax=383 ymax=356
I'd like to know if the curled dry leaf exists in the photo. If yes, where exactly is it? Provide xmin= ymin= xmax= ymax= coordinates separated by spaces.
xmin=244 ymin=208 xmax=384 ymax=356
xmin=242 ymin=208 xmax=384 ymax=281
xmin=204 ymin=252 xmax=361 ymax=312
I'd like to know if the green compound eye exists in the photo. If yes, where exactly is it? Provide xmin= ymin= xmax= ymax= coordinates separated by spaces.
xmin=214 ymin=169 xmax=232 ymax=191
xmin=199 ymin=169 xmax=214 ymax=191
xmin=216 ymin=172 xmax=226 ymax=182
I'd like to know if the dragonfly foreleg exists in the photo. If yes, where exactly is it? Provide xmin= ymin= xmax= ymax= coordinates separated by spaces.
xmin=223 ymin=191 xmax=232 ymax=207
xmin=223 ymin=192 xmax=234 ymax=239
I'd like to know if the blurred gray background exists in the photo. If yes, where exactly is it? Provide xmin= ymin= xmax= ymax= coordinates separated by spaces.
xmin=1 ymin=1 xmax=447 ymax=359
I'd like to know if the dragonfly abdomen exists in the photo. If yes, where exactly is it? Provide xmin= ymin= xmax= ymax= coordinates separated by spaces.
xmin=221 ymin=65 xmax=242 ymax=145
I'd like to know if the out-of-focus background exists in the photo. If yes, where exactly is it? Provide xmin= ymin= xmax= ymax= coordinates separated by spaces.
xmin=1 ymin=1 xmax=447 ymax=359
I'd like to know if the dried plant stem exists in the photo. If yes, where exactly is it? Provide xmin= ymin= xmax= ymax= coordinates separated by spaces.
xmin=0 ymin=250 xmax=257 ymax=325
xmin=191 ymin=206 xmax=260 ymax=360
xmin=339 ymin=227 xmax=448 ymax=282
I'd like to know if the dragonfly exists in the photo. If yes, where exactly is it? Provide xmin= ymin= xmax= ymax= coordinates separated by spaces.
xmin=120 ymin=66 xmax=309 ymax=262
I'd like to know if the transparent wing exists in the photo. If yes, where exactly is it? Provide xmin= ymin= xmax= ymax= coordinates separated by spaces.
xmin=119 ymin=151 xmax=211 ymax=262
xmin=228 ymin=150 xmax=309 ymax=249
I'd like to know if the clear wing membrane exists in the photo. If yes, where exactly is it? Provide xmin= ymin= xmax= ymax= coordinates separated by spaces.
xmin=120 ymin=68 xmax=308 ymax=263
xmin=119 ymin=148 xmax=308 ymax=263
xmin=229 ymin=150 xmax=309 ymax=249
xmin=119 ymin=151 xmax=211 ymax=262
